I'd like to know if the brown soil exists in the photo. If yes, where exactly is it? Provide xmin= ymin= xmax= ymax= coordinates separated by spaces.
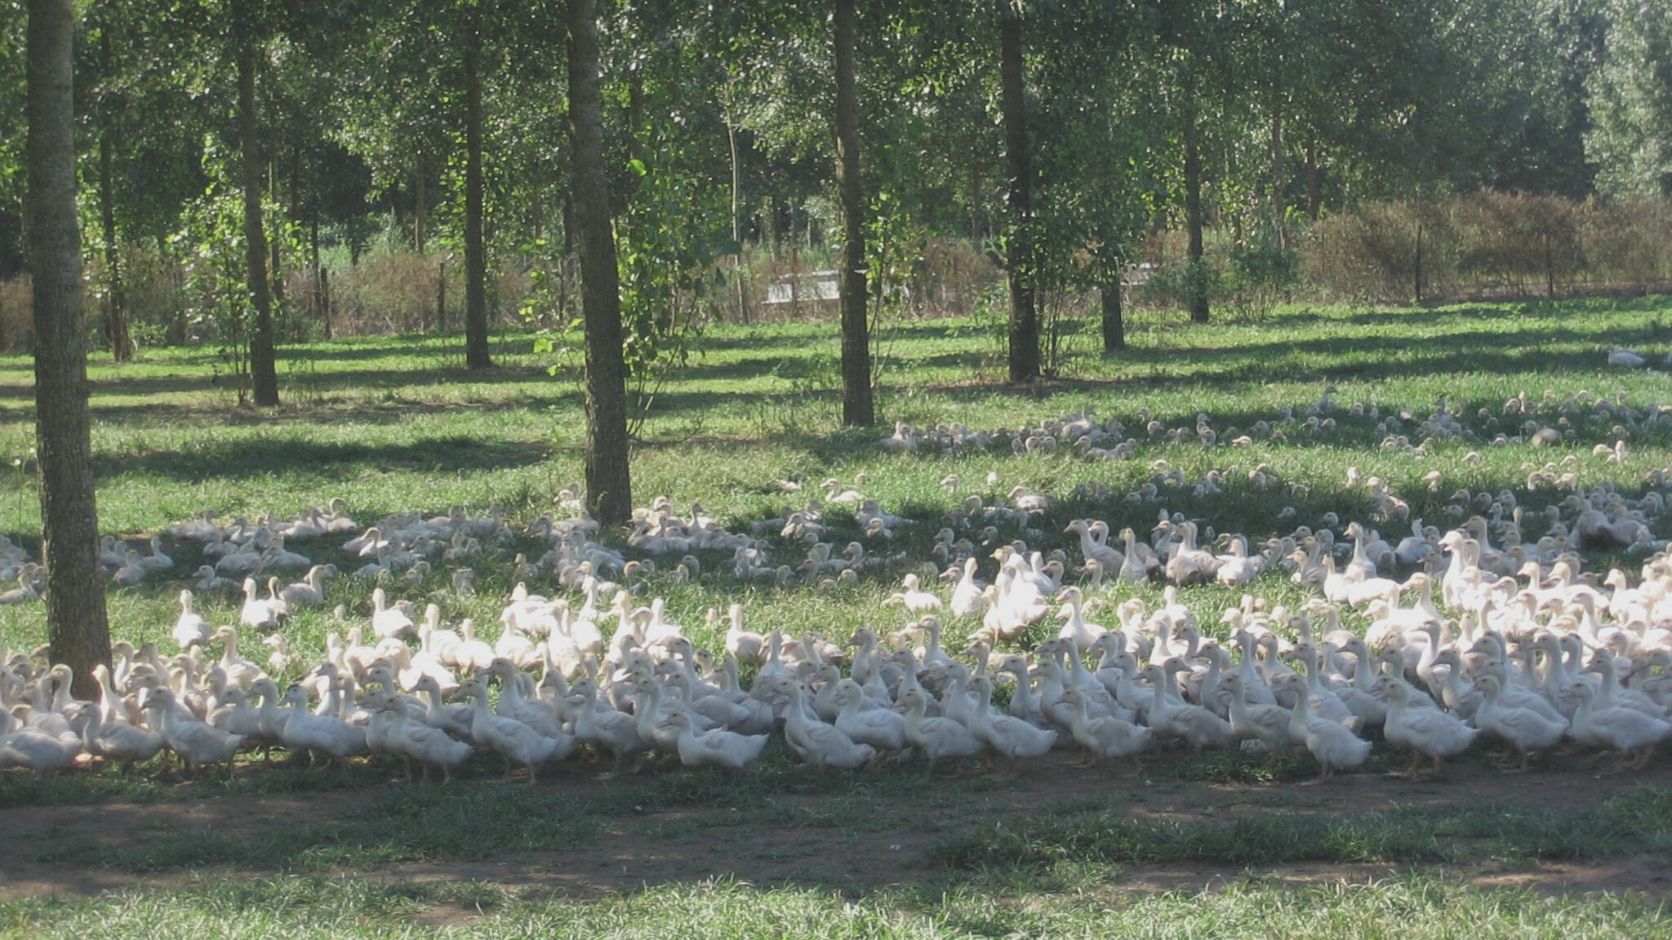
xmin=4 ymin=753 xmax=1671 ymax=904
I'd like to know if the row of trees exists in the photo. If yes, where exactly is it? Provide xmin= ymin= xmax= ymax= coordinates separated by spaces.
xmin=11 ymin=0 xmax=1672 ymax=684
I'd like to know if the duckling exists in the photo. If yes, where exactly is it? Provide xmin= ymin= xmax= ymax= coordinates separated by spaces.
xmin=239 ymin=577 xmax=283 ymax=631
xmin=173 ymin=590 xmax=211 ymax=651
xmin=832 ymin=679 xmax=906 ymax=752
xmin=1570 ymin=683 xmax=1671 ymax=769
xmin=1377 ymin=676 xmax=1477 ymax=778
xmin=0 ymin=706 xmax=81 ymax=773
xmin=80 ymin=703 xmax=164 ymax=770
xmin=1282 ymin=675 xmax=1371 ymax=784
xmin=276 ymin=684 xmax=367 ymax=764
xmin=1057 ymin=686 xmax=1150 ymax=768
xmin=456 ymin=678 xmax=573 ymax=782
xmin=1221 ymin=673 xmax=1292 ymax=755
xmin=965 ymin=675 xmax=1057 ymax=766
xmin=666 ymin=710 xmax=769 ymax=770
xmin=771 ymin=677 xmax=874 ymax=770
xmin=900 ymin=687 xmax=982 ymax=775
xmin=364 ymin=692 xmax=473 ymax=782
xmin=145 ymin=688 xmax=243 ymax=777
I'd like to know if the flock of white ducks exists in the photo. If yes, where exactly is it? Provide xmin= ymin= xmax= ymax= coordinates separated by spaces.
xmin=3 ymin=390 xmax=1670 ymax=790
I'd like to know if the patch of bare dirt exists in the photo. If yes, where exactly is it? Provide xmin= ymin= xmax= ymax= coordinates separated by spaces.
xmin=4 ymin=753 xmax=1671 ymax=903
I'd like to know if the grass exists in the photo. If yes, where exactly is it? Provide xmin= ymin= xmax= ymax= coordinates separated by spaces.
xmin=1 ymin=296 xmax=1671 ymax=926
xmin=933 ymin=785 xmax=1672 ymax=870
xmin=0 ymin=874 xmax=1667 ymax=939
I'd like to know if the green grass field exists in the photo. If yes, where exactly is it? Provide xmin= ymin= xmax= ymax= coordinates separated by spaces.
xmin=1 ymin=296 xmax=1670 ymax=937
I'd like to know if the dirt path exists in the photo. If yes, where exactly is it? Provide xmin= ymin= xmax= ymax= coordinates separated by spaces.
xmin=4 ymin=754 xmax=1671 ymax=904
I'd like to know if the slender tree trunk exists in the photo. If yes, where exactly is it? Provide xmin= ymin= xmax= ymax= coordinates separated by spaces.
xmin=28 ymin=0 xmax=111 ymax=700
xmin=1270 ymin=80 xmax=1284 ymax=246
xmin=414 ymin=159 xmax=426 ymax=255
xmin=1305 ymin=138 xmax=1320 ymax=220
xmin=97 ymin=128 xmax=130 ymax=362
xmin=999 ymin=11 xmax=1039 ymax=383
xmin=268 ymin=153 xmax=283 ymax=313
xmin=237 ymin=26 xmax=279 ymax=406
xmin=464 ymin=33 xmax=491 ymax=369
xmin=96 ymin=27 xmax=129 ymax=363
xmin=1100 ymin=279 xmax=1125 ymax=352
xmin=834 ymin=0 xmax=874 ymax=426
xmin=1182 ymin=100 xmax=1208 ymax=324
xmin=567 ymin=0 xmax=632 ymax=525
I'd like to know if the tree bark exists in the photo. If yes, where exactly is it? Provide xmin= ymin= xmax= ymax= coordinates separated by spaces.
xmin=464 ymin=32 xmax=492 ymax=369
xmin=999 ymin=11 xmax=1039 ymax=383
xmin=413 ymin=158 xmax=426 ymax=255
xmin=1100 ymin=279 xmax=1125 ymax=352
xmin=1182 ymin=98 xmax=1209 ymax=324
xmin=1305 ymin=137 xmax=1320 ymax=220
xmin=567 ymin=0 xmax=632 ymax=525
xmin=237 ymin=25 xmax=279 ymax=406
xmin=27 ymin=0 xmax=112 ymax=700
xmin=834 ymin=0 xmax=874 ymax=426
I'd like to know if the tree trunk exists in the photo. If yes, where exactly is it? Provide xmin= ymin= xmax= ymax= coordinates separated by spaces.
xmin=27 ymin=0 xmax=112 ymax=700
xmin=1182 ymin=101 xmax=1208 ymax=324
xmin=1100 ymin=279 xmax=1125 ymax=352
xmin=414 ymin=158 xmax=426 ymax=255
xmin=567 ymin=0 xmax=632 ymax=526
xmin=834 ymin=0 xmax=874 ymax=427
xmin=464 ymin=33 xmax=491 ymax=369
xmin=1269 ymin=80 xmax=1284 ymax=246
xmin=237 ymin=25 xmax=279 ymax=406
xmin=97 ymin=128 xmax=130 ymax=363
xmin=999 ymin=11 xmax=1039 ymax=383
xmin=96 ymin=27 xmax=129 ymax=363
xmin=1305 ymin=137 xmax=1320 ymax=221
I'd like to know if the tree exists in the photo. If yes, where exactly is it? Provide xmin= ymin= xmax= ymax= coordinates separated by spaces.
xmin=1588 ymin=0 xmax=1672 ymax=196
xmin=1000 ymin=6 xmax=1039 ymax=383
xmin=463 ymin=19 xmax=492 ymax=369
xmin=27 ymin=0 xmax=111 ymax=699
xmin=235 ymin=4 xmax=279 ymax=406
xmin=567 ymin=0 xmax=631 ymax=525
xmin=833 ymin=0 xmax=873 ymax=425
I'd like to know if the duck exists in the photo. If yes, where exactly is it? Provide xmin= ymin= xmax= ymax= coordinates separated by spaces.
xmin=568 ymin=679 xmax=648 ymax=772
xmin=1282 ymin=674 xmax=1371 ymax=783
xmin=280 ymin=565 xmax=333 ymax=608
xmin=899 ymin=687 xmax=982 ymax=774
xmin=1221 ymin=673 xmax=1292 ymax=755
xmin=832 ymin=678 xmax=906 ymax=752
xmin=884 ymin=573 xmax=942 ymax=613
xmin=239 ymin=577 xmax=284 ymax=631
xmin=948 ymin=558 xmax=986 ymax=618
xmin=0 ymin=706 xmax=81 ymax=773
xmin=145 ymin=688 xmax=244 ymax=777
xmin=456 ymin=678 xmax=572 ymax=782
xmin=770 ymin=677 xmax=874 ymax=769
xmin=666 ymin=710 xmax=769 ymax=770
xmin=370 ymin=587 xmax=415 ymax=640
xmin=363 ymin=692 xmax=473 ymax=782
xmin=965 ymin=675 xmax=1057 ymax=764
xmin=276 ymin=684 xmax=367 ymax=764
xmin=1473 ymin=674 xmax=1567 ymax=770
xmin=1570 ymin=683 xmax=1670 ymax=769
xmin=172 ymin=590 xmax=211 ymax=651
xmin=79 ymin=703 xmax=164 ymax=770
xmin=1147 ymin=662 xmax=1234 ymax=752
xmin=1377 ymin=676 xmax=1477 ymax=778
xmin=1056 ymin=686 xmax=1149 ymax=768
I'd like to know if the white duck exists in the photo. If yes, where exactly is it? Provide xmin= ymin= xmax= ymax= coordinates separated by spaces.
xmin=160 ymin=588 xmax=210 ymax=650
xmin=1473 ymin=674 xmax=1567 ymax=770
xmin=666 ymin=710 xmax=769 ymax=770
xmin=1282 ymin=675 xmax=1371 ymax=784
xmin=1057 ymin=686 xmax=1150 ymax=767
xmin=900 ymin=687 xmax=982 ymax=774
xmin=457 ymin=677 xmax=573 ymax=782
xmin=1377 ymin=676 xmax=1477 ymax=778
